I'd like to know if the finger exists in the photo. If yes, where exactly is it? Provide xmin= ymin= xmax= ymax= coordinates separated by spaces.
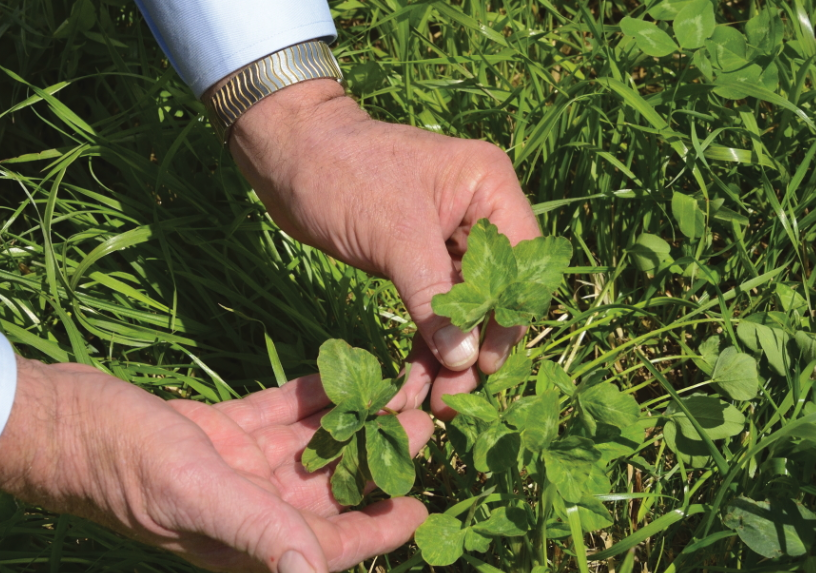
xmin=386 ymin=335 xmax=439 ymax=412
xmin=306 ymin=497 xmax=429 ymax=572
xmin=430 ymin=365 xmax=479 ymax=421
xmin=216 ymin=374 xmax=330 ymax=432
xmin=386 ymin=226 xmax=480 ymax=373
xmin=273 ymin=409 xmax=434 ymax=517
xmin=478 ymin=317 xmax=526 ymax=374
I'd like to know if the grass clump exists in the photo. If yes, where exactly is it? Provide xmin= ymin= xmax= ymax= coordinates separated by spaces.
xmin=2 ymin=0 xmax=816 ymax=572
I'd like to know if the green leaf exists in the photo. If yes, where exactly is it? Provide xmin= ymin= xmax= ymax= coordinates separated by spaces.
xmin=320 ymin=401 xmax=366 ymax=441
xmin=317 ymin=339 xmax=382 ymax=409
xmin=745 ymin=8 xmax=784 ymax=55
xmin=693 ymin=49 xmax=714 ymax=81
xmin=543 ymin=437 xmax=601 ymax=503
xmin=706 ymin=27 xmax=748 ymax=70
xmin=737 ymin=319 xmax=791 ymax=377
xmin=667 ymin=394 xmax=745 ymax=440
xmin=432 ymin=219 xmax=571 ymax=331
xmin=594 ymin=423 xmax=644 ymax=465
xmin=536 ymin=360 xmax=574 ymax=396
xmin=302 ymin=427 xmax=350 ymax=472
xmin=578 ymin=382 xmax=640 ymax=430
xmin=365 ymin=415 xmax=415 ymax=497
xmin=330 ymin=434 xmax=368 ymax=506
xmin=711 ymin=346 xmax=759 ymax=400
xmin=775 ymin=283 xmax=808 ymax=314
xmin=554 ymin=495 xmax=613 ymax=532
xmin=473 ymin=423 xmax=521 ymax=473
xmin=630 ymin=233 xmax=673 ymax=272
xmin=464 ymin=528 xmax=492 ymax=553
xmin=699 ymin=335 xmax=724 ymax=371
xmin=620 ymin=17 xmax=679 ymax=57
xmin=53 ymin=0 xmax=96 ymax=38
xmin=441 ymin=393 xmax=499 ymax=423
xmin=723 ymin=497 xmax=816 ymax=558
xmin=671 ymin=192 xmax=706 ymax=239
xmin=663 ymin=418 xmax=713 ymax=468
xmin=473 ymin=506 xmax=530 ymax=537
xmin=648 ymin=0 xmax=700 ymax=20
xmin=448 ymin=413 xmax=484 ymax=456
xmin=415 ymin=514 xmax=466 ymax=566
xmin=714 ymin=63 xmax=764 ymax=100
xmin=672 ymin=0 xmax=715 ymax=50
xmin=486 ymin=351 xmax=532 ymax=394
xmin=521 ymin=390 xmax=560 ymax=452
xmin=795 ymin=331 xmax=816 ymax=363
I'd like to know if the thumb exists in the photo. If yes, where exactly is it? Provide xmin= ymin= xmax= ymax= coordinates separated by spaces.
xmin=387 ymin=230 xmax=479 ymax=372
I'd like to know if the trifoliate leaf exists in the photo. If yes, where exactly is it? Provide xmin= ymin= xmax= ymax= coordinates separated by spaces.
xmin=302 ymin=427 xmax=350 ymax=472
xmin=442 ymin=393 xmax=499 ymax=423
xmin=330 ymin=434 xmax=368 ymax=506
xmin=711 ymin=346 xmax=759 ymax=400
xmin=486 ymin=351 xmax=532 ymax=394
xmin=630 ymin=233 xmax=673 ymax=272
xmin=578 ymin=382 xmax=640 ymax=431
xmin=521 ymin=390 xmax=560 ymax=453
xmin=365 ymin=415 xmax=414 ymax=497
xmin=415 ymin=514 xmax=467 ymax=566
xmin=543 ymin=436 xmax=601 ymax=503
xmin=317 ymin=339 xmax=382 ymax=409
xmin=723 ymin=497 xmax=816 ymax=558
xmin=432 ymin=219 xmax=571 ymax=331
xmin=473 ymin=423 xmax=521 ymax=473
xmin=620 ymin=17 xmax=679 ymax=57
xmin=672 ymin=0 xmax=715 ymax=50
xmin=537 ymin=360 xmax=574 ymax=396
xmin=666 ymin=394 xmax=745 ymax=441
xmin=320 ymin=401 xmax=366 ymax=441
xmin=472 ymin=506 xmax=530 ymax=537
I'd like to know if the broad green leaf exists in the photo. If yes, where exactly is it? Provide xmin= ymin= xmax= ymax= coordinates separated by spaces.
xmin=543 ymin=437 xmax=601 ymax=503
xmin=330 ymin=434 xmax=367 ymax=506
xmin=302 ymin=427 xmax=349 ymax=472
xmin=521 ymin=390 xmax=560 ymax=452
xmin=594 ymin=423 xmax=644 ymax=465
xmin=486 ymin=351 xmax=532 ymax=394
xmin=630 ymin=233 xmax=672 ymax=272
xmin=648 ymin=0 xmax=700 ymax=20
xmin=320 ymin=402 xmax=366 ymax=441
xmin=442 ymin=393 xmax=499 ymax=423
xmin=775 ymin=283 xmax=807 ymax=314
xmin=317 ymin=339 xmax=382 ymax=409
xmin=699 ymin=335 xmax=723 ymax=370
xmin=464 ymin=528 xmax=491 ymax=553
xmin=503 ymin=396 xmax=537 ymax=429
xmin=759 ymin=60 xmax=779 ymax=92
xmin=672 ymin=0 xmax=715 ymax=50
xmin=473 ymin=506 xmax=530 ymax=537
xmin=584 ymin=463 xmax=613 ymax=496
xmin=711 ymin=346 xmax=759 ymax=400
xmin=666 ymin=394 xmax=745 ymax=440
xmin=663 ymin=418 xmax=713 ymax=467
xmin=578 ymin=382 xmax=640 ymax=430
xmin=714 ymin=63 xmax=763 ymax=100
xmin=365 ymin=415 xmax=415 ymax=497
xmin=737 ymin=319 xmax=791 ymax=377
xmin=448 ymin=413 xmax=483 ymax=455
xmin=795 ymin=331 xmax=816 ymax=363
xmin=620 ymin=17 xmax=679 ymax=57
xmin=745 ymin=8 xmax=784 ymax=55
xmin=554 ymin=495 xmax=613 ymax=532
xmin=671 ymin=192 xmax=706 ymax=239
xmin=693 ymin=49 xmax=714 ymax=81
xmin=723 ymin=497 xmax=816 ymax=558
xmin=706 ymin=27 xmax=748 ymax=70
xmin=415 ymin=514 xmax=466 ymax=566
xmin=473 ymin=423 xmax=521 ymax=473
xmin=536 ymin=360 xmax=574 ymax=396
xmin=432 ymin=219 xmax=571 ymax=330
xmin=368 ymin=377 xmax=402 ymax=413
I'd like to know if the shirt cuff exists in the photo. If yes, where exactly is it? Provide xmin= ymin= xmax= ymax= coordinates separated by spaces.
xmin=0 ymin=333 xmax=17 ymax=438
xmin=134 ymin=1 xmax=338 ymax=98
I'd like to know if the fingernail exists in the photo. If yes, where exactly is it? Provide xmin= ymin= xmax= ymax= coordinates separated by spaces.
xmin=278 ymin=551 xmax=315 ymax=573
xmin=433 ymin=325 xmax=478 ymax=370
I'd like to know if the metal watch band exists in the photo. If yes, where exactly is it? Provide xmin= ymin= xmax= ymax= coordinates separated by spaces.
xmin=206 ymin=40 xmax=343 ymax=144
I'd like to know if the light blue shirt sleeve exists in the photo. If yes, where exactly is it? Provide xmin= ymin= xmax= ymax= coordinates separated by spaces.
xmin=0 ymin=333 xmax=18 ymax=438
xmin=134 ymin=1 xmax=338 ymax=98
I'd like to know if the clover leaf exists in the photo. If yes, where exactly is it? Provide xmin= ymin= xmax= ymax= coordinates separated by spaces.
xmin=302 ymin=339 xmax=414 ymax=506
xmin=432 ymin=219 xmax=572 ymax=331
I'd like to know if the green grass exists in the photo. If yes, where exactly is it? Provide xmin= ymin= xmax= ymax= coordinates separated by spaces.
xmin=1 ymin=0 xmax=816 ymax=571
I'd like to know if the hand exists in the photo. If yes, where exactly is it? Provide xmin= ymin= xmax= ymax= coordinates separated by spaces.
xmin=0 ymin=358 xmax=433 ymax=573
xmin=224 ymin=79 xmax=541 ymax=418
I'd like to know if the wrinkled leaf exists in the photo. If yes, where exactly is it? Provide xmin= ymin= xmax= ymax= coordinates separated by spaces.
xmin=712 ymin=346 xmax=759 ymax=400
xmin=474 ymin=423 xmax=521 ymax=473
xmin=415 ymin=514 xmax=466 ymax=566
xmin=521 ymin=390 xmax=560 ymax=452
xmin=330 ymin=434 xmax=367 ymax=506
xmin=442 ymin=393 xmax=498 ymax=423
xmin=365 ymin=415 xmax=414 ymax=497
xmin=620 ymin=17 xmax=679 ymax=57
xmin=302 ymin=427 xmax=349 ymax=472
xmin=673 ymin=0 xmax=715 ymax=50
xmin=486 ymin=351 xmax=532 ymax=394
xmin=723 ymin=497 xmax=816 ymax=558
